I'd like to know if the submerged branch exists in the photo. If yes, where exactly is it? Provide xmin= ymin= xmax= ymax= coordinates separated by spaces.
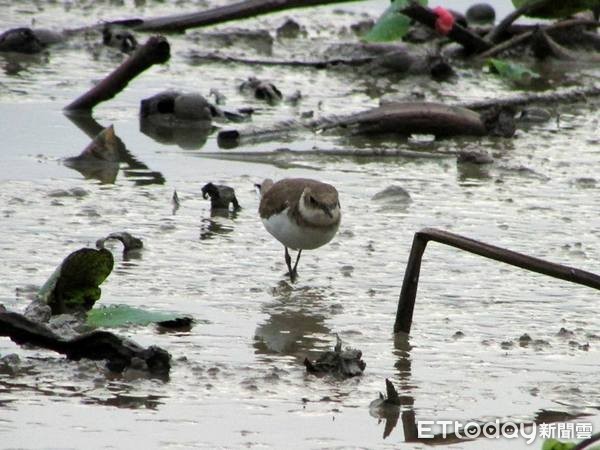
xmin=394 ymin=228 xmax=600 ymax=334
xmin=128 ymin=0 xmax=362 ymax=33
xmin=64 ymin=36 xmax=170 ymax=112
xmin=459 ymin=84 xmax=600 ymax=111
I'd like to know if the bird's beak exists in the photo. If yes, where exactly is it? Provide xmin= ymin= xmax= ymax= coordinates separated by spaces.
xmin=321 ymin=205 xmax=333 ymax=218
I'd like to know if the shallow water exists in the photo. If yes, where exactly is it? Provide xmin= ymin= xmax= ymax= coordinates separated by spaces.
xmin=1 ymin=1 xmax=600 ymax=449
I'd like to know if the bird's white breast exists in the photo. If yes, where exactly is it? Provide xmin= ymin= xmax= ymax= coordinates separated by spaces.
xmin=262 ymin=208 xmax=339 ymax=250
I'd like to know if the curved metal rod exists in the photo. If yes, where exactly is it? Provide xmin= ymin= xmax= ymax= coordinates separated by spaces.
xmin=394 ymin=228 xmax=600 ymax=334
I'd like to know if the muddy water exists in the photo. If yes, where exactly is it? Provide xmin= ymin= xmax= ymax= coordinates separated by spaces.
xmin=1 ymin=0 xmax=600 ymax=448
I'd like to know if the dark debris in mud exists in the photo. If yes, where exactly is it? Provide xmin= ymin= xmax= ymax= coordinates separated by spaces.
xmin=0 ymin=309 xmax=171 ymax=376
xmin=201 ymin=182 xmax=241 ymax=211
xmin=96 ymin=231 xmax=144 ymax=254
xmin=304 ymin=335 xmax=365 ymax=378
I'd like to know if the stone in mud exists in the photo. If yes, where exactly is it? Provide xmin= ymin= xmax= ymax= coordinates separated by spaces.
xmin=140 ymin=91 xmax=213 ymax=149
xmin=371 ymin=185 xmax=412 ymax=203
xmin=239 ymin=77 xmax=282 ymax=105
xmin=156 ymin=317 xmax=194 ymax=331
xmin=276 ymin=19 xmax=303 ymax=39
xmin=0 ymin=27 xmax=63 ymax=54
xmin=96 ymin=231 xmax=143 ymax=253
xmin=466 ymin=3 xmax=496 ymax=24
xmin=102 ymin=26 xmax=137 ymax=53
xmin=140 ymin=91 xmax=212 ymax=122
xmin=201 ymin=182 xmax=241 ymax=211
xmin=0 ymin=353 xmax=21 ymax=375
xmin=304 ymin=335 xmax=365 ymax=378
xmin=457 ymin=150 xmax=494 ymax=164
xmin=557 ymin=327 xmax=574 ymax=338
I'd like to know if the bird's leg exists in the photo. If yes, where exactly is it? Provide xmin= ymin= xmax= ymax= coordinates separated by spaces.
xmin=291 ymin=249 xmax=302 ymax=279
xmin=284 ymin=247 xmax=295 ymax=282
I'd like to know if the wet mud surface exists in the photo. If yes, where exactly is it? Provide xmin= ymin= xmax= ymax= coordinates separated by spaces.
xmin=1 ymin=0 xmax=600 ymax=448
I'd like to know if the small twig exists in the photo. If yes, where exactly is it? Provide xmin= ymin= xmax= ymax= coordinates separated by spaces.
xmin=478 ymin=19 xmax=599 ymax=59
xmin=64 ymin=36 xmax=170 ymax=112
xmin=485 ymin=0 xmax=553 ymax=44
xmin=477 ymin=30 xmax=534 ymax=59
xmin=394 ymin=228 xmax=600 ymax=334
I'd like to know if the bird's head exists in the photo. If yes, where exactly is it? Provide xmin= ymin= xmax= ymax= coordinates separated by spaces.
xmin=299 ymin=185 xmax=341 ymax=226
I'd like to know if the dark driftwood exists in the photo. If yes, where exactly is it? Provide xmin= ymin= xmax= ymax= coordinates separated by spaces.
xmin=189 ymin=52 xmax=375 ymax=68
xmin=218 ymin=86 xmax=600 ymax=149
xmin=394 ymin=228 xmax=600 ymax=334
xmin=64 ymin=36 xmax=170 ymax=112
xmin=0 ymin=310 xmax=171 ymax=374
xmin=218 ymin=102 xmax=488 ymax=148
xmin=478 ymin=19 xmax=600 ymax=59
xmin=321 ymin=102 xmax=487 ymax=136
xmin=459 ymin=85 xmax=600 ymax=111
xmin=128 ymin=0 xmax=361 ymax=33
xmin=400 ymin=3 xmax=490 ymax=54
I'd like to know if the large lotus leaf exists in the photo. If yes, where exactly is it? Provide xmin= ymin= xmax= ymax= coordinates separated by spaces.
xmin=38 ymin=248 xmax=114 ymax=314
xmin=511 ymin=0 xmax=599 ymax=18
xmin=87 ymin=304 xmax=191 ymax=328
xmin=363 ymin=0 xmax=428 ymax=43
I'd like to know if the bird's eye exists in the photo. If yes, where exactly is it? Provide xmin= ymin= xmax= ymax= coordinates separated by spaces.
xmin=309 ymin=196 xmax=317 ymax=205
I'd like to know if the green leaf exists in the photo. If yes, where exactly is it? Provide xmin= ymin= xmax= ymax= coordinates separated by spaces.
xmin=541 ymin=438 xmax=576 ymax=450
xmin=363 ymin=0 xmax=427 ymax=43
xmin=512 ymin=0 xmax=600 ymax=18
xmin=87 ymin=304 xmax=189 ymax=328
xmin=38 ymin=248 xmax=114 ymax=315
xmin=486 ymin=58 xmax=540 ymax=85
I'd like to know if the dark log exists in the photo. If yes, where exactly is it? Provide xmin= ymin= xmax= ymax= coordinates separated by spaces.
xmin=400 ymin=3 xmax=491 ymax=54
xmin=0 ymin=310 xmax=171 ymax=374
xmin=394 ymin=228 xmax=600 ymax=334
xmin=321 ymin=102 xmax=488 ymax=136
xmin=129 ymin=0 xmax=362 ymax=33
xmin=64 ymin=36 xmax=170 ymax=112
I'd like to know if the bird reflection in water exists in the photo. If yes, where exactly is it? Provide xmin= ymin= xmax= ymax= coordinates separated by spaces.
xmin=253 ymin=284 xmax=333 ymax=362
